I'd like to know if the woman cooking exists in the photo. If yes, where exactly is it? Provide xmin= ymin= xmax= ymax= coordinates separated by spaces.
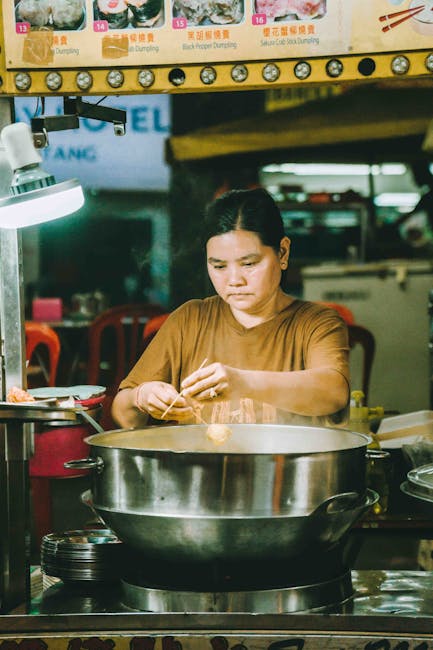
xmin=112 ymin=188 xmax=350 ymax=429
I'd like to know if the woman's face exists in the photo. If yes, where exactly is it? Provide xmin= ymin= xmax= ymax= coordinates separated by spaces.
xmin=206 ymin=229 xmax=290 ymax=314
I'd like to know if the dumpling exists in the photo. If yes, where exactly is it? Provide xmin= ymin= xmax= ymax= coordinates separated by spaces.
xmin=127 ymin=0 xmax=163 ymax=26
xmin=52 ymin=0 xmax=84 ymax=29
xmin=7 ymin=386 xmax=36 ymax=403
xmin=206 ymin=424 xmax=232 ymax=445
xmin=18 ymin=0 xmax=51 ymax=27
xmin=209 ymin=0 xmax=243 ymax=24
xmin=173 ymin=0 xmax=207 ymax=24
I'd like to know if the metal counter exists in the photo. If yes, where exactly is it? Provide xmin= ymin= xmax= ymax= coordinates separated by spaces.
xmin=0 ymin=570 xmax=432 ymax=646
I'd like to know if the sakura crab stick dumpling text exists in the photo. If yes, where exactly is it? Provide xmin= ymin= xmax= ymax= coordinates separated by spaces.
xmin=206 ymin=423 xmax=232 ymax=444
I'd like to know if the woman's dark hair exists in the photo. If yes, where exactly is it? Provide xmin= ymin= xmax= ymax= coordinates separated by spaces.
xmin=203 ymin=188 xmax=286 ymax=252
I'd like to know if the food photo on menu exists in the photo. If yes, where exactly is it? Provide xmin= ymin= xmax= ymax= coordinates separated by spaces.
xmin=93 ymin=0 xmax=165 ymax=28
xmin=254 ymin=0 xmax=326 ymax=22
xmin=15 ymin=0 xmax=87 ymax=30
xmin=172 ymin=0 xmax=244 ymax=26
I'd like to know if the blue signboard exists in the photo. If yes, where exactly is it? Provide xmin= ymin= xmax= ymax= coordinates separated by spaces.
xmin=14 ymin=95 xmax=170 ymax=191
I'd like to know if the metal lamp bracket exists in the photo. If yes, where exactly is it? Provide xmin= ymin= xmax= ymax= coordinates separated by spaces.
xmin=31 ymin=96 xmax=127 ymax=148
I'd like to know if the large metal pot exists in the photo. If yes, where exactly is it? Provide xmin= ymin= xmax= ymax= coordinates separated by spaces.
xmin=65 ymin=424 xmax=376 ymax=563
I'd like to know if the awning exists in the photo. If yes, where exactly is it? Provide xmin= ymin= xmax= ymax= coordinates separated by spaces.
xmin=166 ymin=84 xmax=433 ymax=163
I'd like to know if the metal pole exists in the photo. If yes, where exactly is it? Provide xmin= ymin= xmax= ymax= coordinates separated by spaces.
xmin=0 ymin=97 xmax=31 ymax=612
xmin=0 ymin=230 xmax=27 ymax=394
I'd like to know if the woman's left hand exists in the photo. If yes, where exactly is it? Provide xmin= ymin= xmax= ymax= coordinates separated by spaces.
xmin=181 ymin=362 xmax=237 ymax=402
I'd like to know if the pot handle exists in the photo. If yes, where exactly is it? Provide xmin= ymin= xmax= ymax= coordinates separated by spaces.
xmin=312 ymin=491 xmax=361 ymax=517
xmin=366 ymin=449 xmax=391 ymax=460
xmin=64 ymin=457 xmax=104 ymax=473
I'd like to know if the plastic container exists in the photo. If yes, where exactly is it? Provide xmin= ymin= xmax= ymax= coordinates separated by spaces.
xmin=32 ymin=298 xmax=63 ymax=322
xmin=29 ymin=405 xmax=102 ymax=478
xmin=376 ymin=410 xmax=433 ymax=449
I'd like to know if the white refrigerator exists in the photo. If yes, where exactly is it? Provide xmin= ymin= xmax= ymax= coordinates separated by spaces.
xmin=302 ymin=260 xmax=433 ymax=414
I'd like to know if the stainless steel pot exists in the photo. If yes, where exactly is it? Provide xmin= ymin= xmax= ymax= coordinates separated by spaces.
xmin=65 ymin=424 xmax=376 ymax=563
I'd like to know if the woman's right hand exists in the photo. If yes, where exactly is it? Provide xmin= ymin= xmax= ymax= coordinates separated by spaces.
xmin=134 ymin=381 xmax=194 ymax=422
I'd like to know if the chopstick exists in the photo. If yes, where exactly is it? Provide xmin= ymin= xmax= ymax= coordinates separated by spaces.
xmin=194 ymin=409 xmax=209 ymax=425
xmin=381 ymin=6 xmax=424 ymax=32
xmin=379 ymin=4 xmax=424 ymax=21
xmin=160 ymin=358 xmax=208 ymax=419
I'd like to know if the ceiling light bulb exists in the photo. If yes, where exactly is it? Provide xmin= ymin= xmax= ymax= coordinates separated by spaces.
xmin=45 ymin=71 xmax=63 ymax=91
xmin=391 ymin=55 xmax=410 ymax=75
xmin=425 ymin=53 xmax=433 ymax=73
xmin=262 ymin=63 xmax=280 ymax=82
xmin=76 ymin=71 xmax=93 ymax=90
xmin=0 ymin=122 xmax=84 ymax=229
xmin=107 ymin=70 xmax=124 ymax=88
xmin=138 ymin=69 xmax=155 ymax=88
xmin=168 ymin=68 xmax=186 ymax=86
xmin=231 ymin=64 xmax=248 ymax=83
xmin=326 ymin=58 xmax=343 ymax=78
xmin=200 ymin=66 xmax=217 ymax=85
xmin=294 ymin=61 xmax=311 ymax=80
xmin=14 ymin=72 xmax=31 ymax=91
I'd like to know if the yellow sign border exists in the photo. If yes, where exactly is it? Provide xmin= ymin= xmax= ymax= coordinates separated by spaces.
xmin=0 ymin=49 xmax=431 ymax=96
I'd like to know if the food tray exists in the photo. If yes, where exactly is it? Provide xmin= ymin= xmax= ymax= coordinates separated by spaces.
xmin=29 ymin=385 xmax=106 ymax=400
xmin=376 ymin=410 xmax=433 ymax=449
xmin=401 ymin=480 xmax=433 ymax=505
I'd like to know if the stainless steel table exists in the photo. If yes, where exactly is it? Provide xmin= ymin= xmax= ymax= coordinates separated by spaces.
xmin=0 ymin=570 xmax=433 ymax=646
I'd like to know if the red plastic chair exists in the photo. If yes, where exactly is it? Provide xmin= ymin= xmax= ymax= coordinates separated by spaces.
xmin=25 ymin=321 xmax=61 ymax=387
xmin=87 ymin=303 xmax=166 ymax=429
xmin=87 ymin=303 xmax=166 ymax=387
xmin=142 ymin=313 xmax=170 ymax=350
xmin=315 ymin=302 xmax=374 ymax=400
xmin=348 ymin=324 xmax=375 ymax=403
xmin=316 ymin=301 xmax=355 ymax=325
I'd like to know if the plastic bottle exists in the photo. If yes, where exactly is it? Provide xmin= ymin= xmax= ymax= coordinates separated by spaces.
xmin=349 ymin=390 xmax=370 ymax=436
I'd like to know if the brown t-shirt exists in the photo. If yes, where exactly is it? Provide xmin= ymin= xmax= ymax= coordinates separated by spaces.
xmin=119 ymin=295 xmax=350 ymax=425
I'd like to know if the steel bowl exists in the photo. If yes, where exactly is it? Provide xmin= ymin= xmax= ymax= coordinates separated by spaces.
xmin=65 ymin=423 xmax=374 ymax=563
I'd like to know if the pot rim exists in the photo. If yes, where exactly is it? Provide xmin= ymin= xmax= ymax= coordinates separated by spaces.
xmin=83 ymin=424 xmax=371 ymax=455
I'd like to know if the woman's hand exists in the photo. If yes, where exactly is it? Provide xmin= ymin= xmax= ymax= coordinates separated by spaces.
xmin=134 ymin=381 xmax=194 ymax=421
xmin=181 ymin=363 xmax=239 ymax=402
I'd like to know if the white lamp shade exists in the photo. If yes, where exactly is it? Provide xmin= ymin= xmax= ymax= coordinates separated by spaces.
xmin=0 ymin=179 xmax=84 ymax=229
xmin=1 ymin=122 xmax=41 ymax=170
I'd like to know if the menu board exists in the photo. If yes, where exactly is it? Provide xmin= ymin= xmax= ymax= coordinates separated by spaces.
xmin=3 ymin=0 xmax=433 ymax=69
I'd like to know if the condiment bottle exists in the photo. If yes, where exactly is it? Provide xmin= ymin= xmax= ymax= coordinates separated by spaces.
xmin=349 ymin=390 xmax=389 ymax=515
xmin=349 ymin=390 xmax=370 ymax=436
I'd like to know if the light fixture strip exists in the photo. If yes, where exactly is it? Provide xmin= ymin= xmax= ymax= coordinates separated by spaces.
xmin=261 ymin=163 xmax=408 ymax=176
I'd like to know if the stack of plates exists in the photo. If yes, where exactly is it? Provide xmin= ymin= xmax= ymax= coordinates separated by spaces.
xmin=401 ymin=463 xmax=433 ymax=505
xmin=41 ymin=529 xmax=123 ymax=583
